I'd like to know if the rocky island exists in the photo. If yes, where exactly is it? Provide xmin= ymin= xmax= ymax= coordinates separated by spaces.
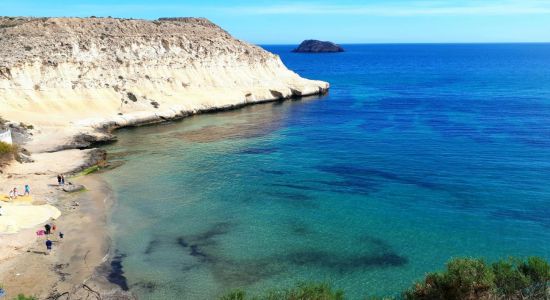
xmin=293 ymin=39 xmax=344 ymax=53
xmin=0 ymin=16 xmax=328 ymax=299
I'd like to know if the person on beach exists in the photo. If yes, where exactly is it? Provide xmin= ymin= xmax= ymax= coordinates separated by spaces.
xmin=45 ymin=239 xmax=52 ymax=254
xmin=57 ymin=174 xmax=62 ymax=185
xmin=61 ymin=175 xmax=65 ymax=185
xmin=59 ymin=232 xmax=64 ymax=239
xmin=9 ymin=187 xmax=18 ymax=200
xmin=45 ymin=223 xmax=51 ymax=235
xmin=24 ymin=184 xmax=30 ymax=196
xmin=52 ymin=223 xmax=57 ymax=232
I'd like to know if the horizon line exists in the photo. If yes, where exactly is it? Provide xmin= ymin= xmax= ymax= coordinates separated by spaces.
xmin=258 ymin=41 xmax=550 ymax=46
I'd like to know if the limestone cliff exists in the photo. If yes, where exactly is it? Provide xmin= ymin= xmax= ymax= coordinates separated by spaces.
xmin=0 ymin=17 xmax=328 ymax=151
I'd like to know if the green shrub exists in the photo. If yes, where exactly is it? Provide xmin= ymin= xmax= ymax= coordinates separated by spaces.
xmin=220 ymin=283 xmax=344 ymax=300
xmin=518 ymin=257 xmax=550 ymax=298
xmin=219 ymin=290 xmax=246 ymax=300
xmin=0 ymin=141 xmax=17 ymax=164
xmin=14 ymin=294 xmax=37 ymax=300
xmin=519 ymin=257 xmax=550 ymax=284
xmin=405 ymin=258 xmax=495 ymax=300
xmin=0 ymin=141 xmax=15 ymax=155
xmin=492 ymin=258 xmax=530 ymax=296
xmin=285 ymin=282 xmax=344 ymax=300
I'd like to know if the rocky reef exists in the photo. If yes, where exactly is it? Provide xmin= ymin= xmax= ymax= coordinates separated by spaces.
xmin=0 ymin=17 xmax=328 ymax=152
xmin=293 ymin=40 xmax=344 ymax=53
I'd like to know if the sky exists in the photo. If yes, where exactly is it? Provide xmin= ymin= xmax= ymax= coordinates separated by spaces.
xmin=3 ymin=0 xmax=550 ymax=44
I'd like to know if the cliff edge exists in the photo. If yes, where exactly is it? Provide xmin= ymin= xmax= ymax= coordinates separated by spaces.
xmin=0 ymin=17 xmax=328 ymax=152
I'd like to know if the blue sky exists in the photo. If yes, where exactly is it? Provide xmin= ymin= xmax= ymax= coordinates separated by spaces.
xmin=3 ymin=0 xmax=550 ymax=44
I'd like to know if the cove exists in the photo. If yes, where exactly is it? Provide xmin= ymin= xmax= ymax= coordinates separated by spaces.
xmin=101 ymin=44 xmax=550 ymax=299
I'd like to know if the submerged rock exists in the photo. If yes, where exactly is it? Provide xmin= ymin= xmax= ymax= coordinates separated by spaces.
xmin=293 ymin=40 xmax=344 ymax=53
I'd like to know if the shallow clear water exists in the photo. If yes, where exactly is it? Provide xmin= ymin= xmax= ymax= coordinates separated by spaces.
xmin=101 ymin=44 xmax=550 ymax=299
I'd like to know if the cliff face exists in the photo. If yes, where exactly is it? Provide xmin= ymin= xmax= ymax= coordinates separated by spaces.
xmin=0 ymin=17 xmax=328 ymax=137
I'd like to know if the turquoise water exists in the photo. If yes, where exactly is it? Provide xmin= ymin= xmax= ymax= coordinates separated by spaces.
xmin=101 ymin=44 xmax=550 ymax=299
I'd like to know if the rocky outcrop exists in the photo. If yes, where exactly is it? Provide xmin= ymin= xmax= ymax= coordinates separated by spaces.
xmin=293 ymin=40 xmax=344 ymax=53
xmin=0 ymin=17 xmax=329 ymax=152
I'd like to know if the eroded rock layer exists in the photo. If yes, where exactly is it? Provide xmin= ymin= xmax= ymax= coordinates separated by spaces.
xmin=0 ymin=17 xmax=328 ymax=135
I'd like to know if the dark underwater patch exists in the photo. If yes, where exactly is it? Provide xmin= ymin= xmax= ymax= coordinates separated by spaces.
xmin=263 ymin=191 xmax=313 ymax=202
xmin=176 ymin=237 xmax=189 ymax=248
xmin=237 ymin=147 xmax=278 ymax=155
xmin=317 ymin=164 xmax=444 ymax=191
xmin=259 ymin=169 xmax=287 ymax=175
xmin=491 ymin=208 xmax=550 ymax=228
xmin=131 ymin=281 xmax=158 ymax=293
xmin=108 ymin=251 xmax=129 ymax=291
xmin=176 ymin=222 xmax=234 ymax=264
xmin=271 ymin=183 xmax=322 ymax=192
xmin=306 ymin=179 xmax=379 ymax=196
xmin=256 ymin=191 xmax=319 ymax=208
xmin=144 ymin=238 xmax=161 ymax=255
xmin=284 ymin=249 xmax=407 ymax=273
xmin=288 ymin=220 xmax=315 ymax=236
xmin=211 ymin=258 xmax=285 ymax=286
xmin=272 ymin=178 xmax=380 ymax=198
xmin=190 ymin=244 xmax=209 ymax=260
xmin=191 ymin=222 xmax=233 ymax=244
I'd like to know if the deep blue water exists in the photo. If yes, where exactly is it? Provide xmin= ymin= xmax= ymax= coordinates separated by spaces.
xmin=101 ymin=44 xmax=550 ymax=299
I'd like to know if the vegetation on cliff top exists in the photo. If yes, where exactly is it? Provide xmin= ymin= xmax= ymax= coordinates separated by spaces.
xmin=219 ymin=256 xmax=550 ymax=300
xmin=0 ymin=141 xmax=17 ymax=165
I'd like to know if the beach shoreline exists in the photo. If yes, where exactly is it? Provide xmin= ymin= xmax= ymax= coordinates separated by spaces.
xmin=0 ymin=167 xmax=133 ymax=298
xmin=0 ymin=94 xmax=327 ymax=299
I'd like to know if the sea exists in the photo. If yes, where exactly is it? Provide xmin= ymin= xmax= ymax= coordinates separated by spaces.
xmin=100 ymin=44 xmax=550 ymax=299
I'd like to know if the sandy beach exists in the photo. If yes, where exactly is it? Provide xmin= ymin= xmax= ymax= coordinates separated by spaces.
xmin=0 ymin=150 xmax=133 ymax=299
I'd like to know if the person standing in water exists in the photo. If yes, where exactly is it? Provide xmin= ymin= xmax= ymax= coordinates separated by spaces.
xmin=24 ymin=184 xmax=30 ymax=196
xmin=45 ymin=239 xmax=52 ymax=254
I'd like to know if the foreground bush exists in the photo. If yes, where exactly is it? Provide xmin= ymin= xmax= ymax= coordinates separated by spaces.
xmin=220 ymin=282 xmax=344 ymax=300
xmin=405 ymin=258 xmax=495 ymax=299
xmin=406 ymin=257 xmax=550 ymax=300
xmin=220 ymin=257 xmax=549 ymax=300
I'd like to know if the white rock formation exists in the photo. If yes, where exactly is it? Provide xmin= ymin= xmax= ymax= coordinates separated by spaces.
xmin=0 ymin=17 xmax=328 ymax=151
